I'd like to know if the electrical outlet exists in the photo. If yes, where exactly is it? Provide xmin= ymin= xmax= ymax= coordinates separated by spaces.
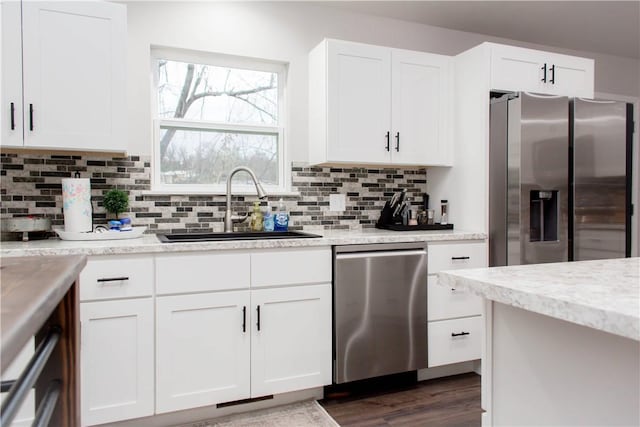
xmin=329 ymin=194 xmax=346 ymax=212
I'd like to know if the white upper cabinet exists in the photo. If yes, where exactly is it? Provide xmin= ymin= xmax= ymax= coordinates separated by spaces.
xmin=1 ymin=1 xmax=23 ymax=148
xmin=391 ymin=49 xmax=452 ymax=166
xmin=309 ymin=39 xmax=453 ymax=166
xmin=488 ymin=43 xmax=594 ymax=98
xmin=1 ymin=1 xmax=127 ymax=152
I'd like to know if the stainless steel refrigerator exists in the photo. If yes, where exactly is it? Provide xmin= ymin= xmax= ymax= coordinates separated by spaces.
xmin=489 ymin=92 xmax=633 ymax=266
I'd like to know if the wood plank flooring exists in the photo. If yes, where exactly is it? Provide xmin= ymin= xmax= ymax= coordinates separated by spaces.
xmin=320 ymin=373 xmax=482 ymax=426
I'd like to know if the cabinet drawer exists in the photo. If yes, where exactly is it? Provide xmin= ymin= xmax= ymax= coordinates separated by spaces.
xmin=251 ymin=247 xmax=331 ymax=288
xmin=80 ymin=255 xmax=153 ymax=301
xmin=156 ymin=252 xmax=250 ymax=295
xmin=428 ymin=316 xmax=482 ymax=367
xmin=428 ymin=275 xmax=483 ymax=321
xmin=428 ymin=241 xmax=486 ymax=274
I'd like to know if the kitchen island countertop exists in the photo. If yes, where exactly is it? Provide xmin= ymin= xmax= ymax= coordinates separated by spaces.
xmin=0 ymin=228 xmax=486 ymax=257
xmin=439 ymin=257 xmax=640 ymax=340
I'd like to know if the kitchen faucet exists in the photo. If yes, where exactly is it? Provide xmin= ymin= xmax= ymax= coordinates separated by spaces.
xmin=224 ymin=166 xmax=267 ymax=232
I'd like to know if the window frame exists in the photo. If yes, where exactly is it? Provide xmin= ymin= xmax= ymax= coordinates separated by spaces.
xmin=150 ymin=47 xmax=288 ymax=194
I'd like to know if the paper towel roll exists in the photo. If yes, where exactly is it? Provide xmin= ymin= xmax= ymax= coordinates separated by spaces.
xmin=62 ymin=178 xmax=92 ymax=232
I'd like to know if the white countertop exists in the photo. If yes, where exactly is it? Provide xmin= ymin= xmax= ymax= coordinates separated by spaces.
xmin=439 ymin=258 xmax=640 ymax=341
xmin=0 ymin=228 xmax=486 ymax=257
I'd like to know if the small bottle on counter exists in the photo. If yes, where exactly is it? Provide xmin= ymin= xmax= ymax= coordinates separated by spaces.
xmin=250 ymin=201 xmax=263 ymax=232
xmin=440 ymin=200 xmax=449 ymax=225
xmin=274 ymin=198 xmax=289 ymax=232
xmin=263 ymin=202 xmax=275 ymax=232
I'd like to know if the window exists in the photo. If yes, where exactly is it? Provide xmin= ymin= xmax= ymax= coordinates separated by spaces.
xmin=152 ymin=48 xmax=286 ymax=192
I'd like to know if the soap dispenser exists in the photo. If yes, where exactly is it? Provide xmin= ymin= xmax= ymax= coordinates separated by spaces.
xmin=274 ymin=198 xmax=289 ymax=232
xmin=250 ymin=201 xmax=263 ymax=232
xmin=263 ymin=202 xmax=274 ymax=232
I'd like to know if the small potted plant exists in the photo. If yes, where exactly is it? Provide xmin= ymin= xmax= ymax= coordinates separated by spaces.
xmin=103 ymin=189 xmax=129 ymax=218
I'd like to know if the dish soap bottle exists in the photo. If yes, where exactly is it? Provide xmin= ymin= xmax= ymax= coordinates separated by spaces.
xmin=263 ymin=202 xmax=274 ymax=232
xmin=250 ymin=201 xmax=263 ymax=232
xmin=274 ymin=198 xmax=289 ymax=232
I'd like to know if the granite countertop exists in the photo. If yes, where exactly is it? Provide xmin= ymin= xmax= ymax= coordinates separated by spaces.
xmin=1 ymin=255 xmax=87 ymax=371
xmin=438 ymin=257 xmax=640 ymax=341
xmin=0 ymin=228 xmax=486 ymax=257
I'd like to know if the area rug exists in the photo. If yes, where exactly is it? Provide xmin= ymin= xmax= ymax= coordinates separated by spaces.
xmin=186 ymin=400 xmax=340 ymax=427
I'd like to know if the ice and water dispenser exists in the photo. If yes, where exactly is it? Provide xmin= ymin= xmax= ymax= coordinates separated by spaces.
xmin=529 ymin=190 xmax=559 ymax=242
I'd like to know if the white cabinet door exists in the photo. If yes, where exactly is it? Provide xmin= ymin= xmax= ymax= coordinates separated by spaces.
xmin=428 ymin=316 xmax=482 ymax=367
xmin=21 ymin=1 xmax=126 ymax=151
xmin=251 ymin=284 xmax=332 ymax=397
xmin=1 ymin=0 xmax=23 ymax=148
xmin=490 ymin=43 xmax=594 ymax=98
xmin=156 ymin=291 xmax=251 ymax=413
xmin=327 ymin=40 xmax=392 ymax=164
xmin=391 ymin=50 xmax=453 ymax=166
xmin=80 ymin=298 xmax=154 ymax=426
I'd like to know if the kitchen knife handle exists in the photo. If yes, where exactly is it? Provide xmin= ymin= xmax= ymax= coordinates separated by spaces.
xmin=256 ymin=305 xmax=261 ymax=331
xmin=29 ymin=104 xmax=34 ymax=131
xmin=242 ymin=306 xmax=246 ymax=333
xmin=385 ymin=131 xmax=390 ymax=151
xmin=10 ymin=102 xmax=15 ymax=130
xmin=549 ymin=64 xmax=555 ymax=84
xmin=395 ymin=132 xmax=400 ymax=152
xmin=451 ymin=331 xmax=470 ymax=337
xmin=541 ymin=63 xmax=547 ymax=83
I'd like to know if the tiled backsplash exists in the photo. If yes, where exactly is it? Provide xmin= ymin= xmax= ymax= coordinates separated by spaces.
xmin=0 ymin=153 xmax=427 ymax=233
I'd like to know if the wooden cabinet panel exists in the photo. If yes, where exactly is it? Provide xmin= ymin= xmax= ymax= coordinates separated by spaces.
xmin=250 ymin=284 xmax=332 ymax=397
xmin=156 ymin=252 xmax=250 ymax=295
xmin=250 ymin=247 xmax=331 ymax=288
xmin=155 ymin=291 xmax=251 ymax=413
xmin=428 ymin=316 xmax=482 ymax=367
xmin=80 ymin=298 xmax=154 ymax=426
xmin=80 ymin=255 xmax=154 ymax=302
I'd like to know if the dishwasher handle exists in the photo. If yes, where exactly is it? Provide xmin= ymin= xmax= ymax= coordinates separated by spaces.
xmin=336 ymin=249 xmax=426 ymax=260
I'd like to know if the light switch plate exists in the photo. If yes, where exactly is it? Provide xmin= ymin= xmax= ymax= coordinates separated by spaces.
xmin=329 ymin=194 xmax=346 ymax=212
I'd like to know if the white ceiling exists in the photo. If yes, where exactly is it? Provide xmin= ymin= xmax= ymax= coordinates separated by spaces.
xmin=321 ymin=1 xmax=640 ymax=59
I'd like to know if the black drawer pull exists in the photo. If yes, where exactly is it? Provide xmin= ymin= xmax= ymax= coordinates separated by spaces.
xmin=10 ymin=102 xmax=15 ymax=130
xmin=385 ymin=131 xmax=390 ymax=151
xmin=451 ymin=331 xmax=470 ymax=337
xmin=256 ymin=305 xmax=261 ymax=331
xmin=29 ymin=104 xmax=34 ymax=131
xmin=549 ymin=64 xmax=556 ymax=84
xmin=451 ymin=256 xmax=470 ymax=260
xmin=97 ymin=277 xmax=129 ymax=283
xmin=242 ymin=306 xmax=246 ymax=333
xmin=541 ymin=63 xmax=547 ymax=83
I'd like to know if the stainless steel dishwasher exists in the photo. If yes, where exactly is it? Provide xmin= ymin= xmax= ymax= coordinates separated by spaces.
xmin=333 ymin=242 xmax=428 ymax=384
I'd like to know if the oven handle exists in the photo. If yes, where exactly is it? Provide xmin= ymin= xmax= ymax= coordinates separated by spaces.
xmin=336 ymin=250 xmax=426 ymax=260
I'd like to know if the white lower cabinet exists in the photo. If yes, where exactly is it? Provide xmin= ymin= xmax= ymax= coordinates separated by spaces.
xmin=428 ymin=316 xmax=482 ymax=367
xmin=427 ymin=241 xmax=486 ymax=368
xmin=251 ymin=284 xmax=332 ymax=397
xmin=80 ymin=298 xmax=154 ymax=426
xmin=155 ymin=291 xmax=251 ymax=414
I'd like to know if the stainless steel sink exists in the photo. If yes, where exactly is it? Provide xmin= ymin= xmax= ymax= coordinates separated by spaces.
xmin=157 ymin=230 xmax=322 ymax=243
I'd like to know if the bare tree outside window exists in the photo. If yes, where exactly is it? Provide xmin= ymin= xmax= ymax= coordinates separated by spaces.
xmin=155 ymin=58 xmax=282 ymax=187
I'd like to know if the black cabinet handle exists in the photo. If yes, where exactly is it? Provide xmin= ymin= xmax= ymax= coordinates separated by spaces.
xmin=549 ymin=64 xmax=555 ymax=84
xmin=451 ymin=331 xmax=470 ymax=337
xmin=385 ymin=131 xmax=390 ymax=151
xmin=395 ymin=132 xmax=400 ymax=152
xmin=96 ymin=277 xmax=129 ymax=283
xmin=242 ymin=306 xmax=246 ymax=333
xmin=29 ymin=104 xmax=34 ymax=131
xmin=541 ymin=63 xmax=547 ymax=83
xmin=10 ymin=102 xmax=15 ymax=130
xmin=256 ymin=305 xmax=261 ymax=331
xmin=451 ymin=256 xmax=470 ymax=260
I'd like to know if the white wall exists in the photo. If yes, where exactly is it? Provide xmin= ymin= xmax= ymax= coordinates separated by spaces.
xmin=125 ymin=1 xmax=640 ymax=159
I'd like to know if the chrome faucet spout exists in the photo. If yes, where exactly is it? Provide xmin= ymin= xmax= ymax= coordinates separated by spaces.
xmin=224 ymin=166 xmax=268 ymax=232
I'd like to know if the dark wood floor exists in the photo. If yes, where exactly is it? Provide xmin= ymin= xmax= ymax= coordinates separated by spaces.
xmin=320 ymin=373 xmax=482 ymax=427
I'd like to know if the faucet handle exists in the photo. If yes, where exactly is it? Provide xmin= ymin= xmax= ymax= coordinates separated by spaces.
xmin=231 ymin=213 xmax=249 ymax=224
